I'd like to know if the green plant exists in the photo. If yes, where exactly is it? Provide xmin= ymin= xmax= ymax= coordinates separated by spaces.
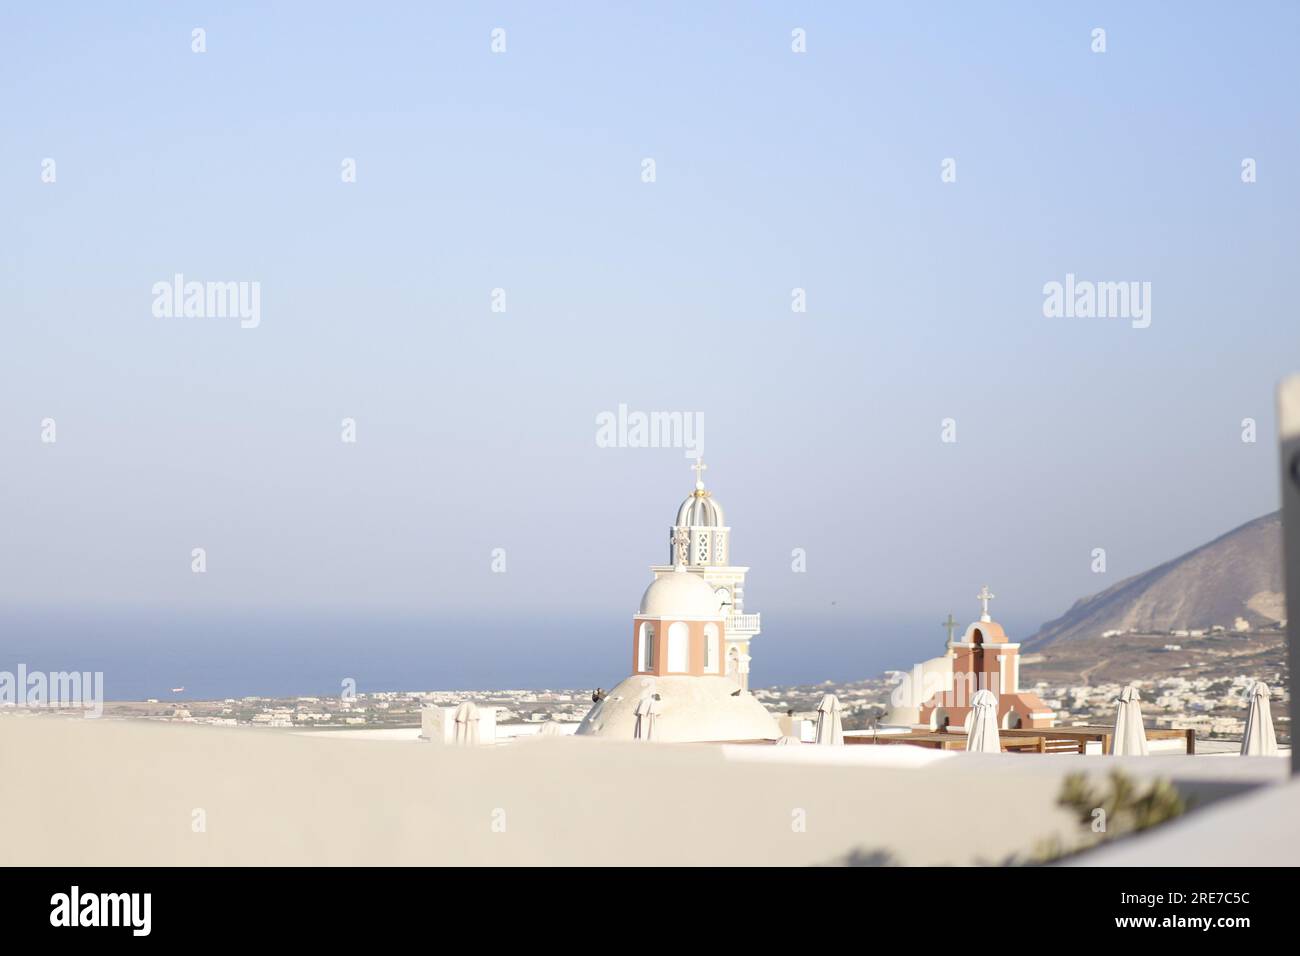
xmin=1059 ymin=769 xmax=1186 ymax=839
xmin=1017 ymin=770 xmax=1188 ymax=863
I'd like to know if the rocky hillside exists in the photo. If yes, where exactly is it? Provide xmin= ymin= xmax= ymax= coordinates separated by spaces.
xmin=1026 ymin=512 xmax=1285 ymax=650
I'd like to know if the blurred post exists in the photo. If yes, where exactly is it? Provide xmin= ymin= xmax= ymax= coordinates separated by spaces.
xmin=1279 ymin=376 xmax=1300 ymax=775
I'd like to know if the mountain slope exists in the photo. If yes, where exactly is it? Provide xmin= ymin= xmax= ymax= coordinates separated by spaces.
xmin=1025 ymin=512 xmax=1284 ymax=650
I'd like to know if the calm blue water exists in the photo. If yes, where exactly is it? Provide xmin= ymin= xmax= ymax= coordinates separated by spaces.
xmin=0 ymin=605 xmax=1045 ymax=700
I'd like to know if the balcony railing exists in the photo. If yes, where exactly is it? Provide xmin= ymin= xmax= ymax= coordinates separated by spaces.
xmin=727 ymin=612 xmax=761 ymax=632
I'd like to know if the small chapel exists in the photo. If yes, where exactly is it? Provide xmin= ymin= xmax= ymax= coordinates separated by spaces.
xmin=912 ymin=587 xmax=1057 ymax=731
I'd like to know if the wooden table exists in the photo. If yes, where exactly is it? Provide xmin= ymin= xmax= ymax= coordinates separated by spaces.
xmin=999 ymin=725 xmax=1196 ymax=754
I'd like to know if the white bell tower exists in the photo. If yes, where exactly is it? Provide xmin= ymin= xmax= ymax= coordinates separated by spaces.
xmin=650 ymin=459 xmax=761 ymax=689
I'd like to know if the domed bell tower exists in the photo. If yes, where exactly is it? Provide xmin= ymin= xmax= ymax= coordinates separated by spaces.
xmin=652 ymin=459 xmax=761 ymax=689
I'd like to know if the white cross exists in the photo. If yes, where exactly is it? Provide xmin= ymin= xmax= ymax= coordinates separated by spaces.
xmin=690 ymin=456 xmax=707 ymax=489
xmin=977 ymin=585 xmax=995 ymax=622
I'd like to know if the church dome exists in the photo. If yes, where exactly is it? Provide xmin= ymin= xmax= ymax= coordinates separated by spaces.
xmin=675 ymin=487 xmax=725 ymax=527
xmin=639 ymin=569 xmax=723 ymax=619
xmin=576 ymin=675 xmax=780 ymax=742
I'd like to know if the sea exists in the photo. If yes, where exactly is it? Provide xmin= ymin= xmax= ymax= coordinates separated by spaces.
xmin=0 ymin=604 xmax=1046 ymax=701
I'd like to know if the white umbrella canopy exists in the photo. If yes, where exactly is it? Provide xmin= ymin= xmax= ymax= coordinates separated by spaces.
xmin=453 ymin=701 xmax=480 ymax=746
xmin=537 ymin=719 xmax=566 ymax=738
xmin=1241 ymin=682 xmax=1279 ymax=756
xmin=633 ymin=693 xmax=659 ymax=741
xmin=815 ymin=694 xmax=844 ymax=746
xmin=775 ymin=735 xmax=802 ymax=746
xmin=966 ymin=689 xmax=1001 ymax=753
xmin=1110 ymin=685 xmax=1148 ymax=756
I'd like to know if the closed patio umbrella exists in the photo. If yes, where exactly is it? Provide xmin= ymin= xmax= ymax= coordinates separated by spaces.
xmin=966 ymin=689 xmax=1001 ymax=753
xmin=815 ymin=694 xmax=844 ymax=746
xmin=453 ymin=701 xmax=480 ymax=746
xmin=1241 ymin=682 xmax=1278 ymax=756
xmin=1110 ymin=685 xmax=1148 ymax=755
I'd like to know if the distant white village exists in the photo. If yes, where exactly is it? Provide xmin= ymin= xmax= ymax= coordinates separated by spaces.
xmin=97 ymin=671 xmax=1286 ymax=752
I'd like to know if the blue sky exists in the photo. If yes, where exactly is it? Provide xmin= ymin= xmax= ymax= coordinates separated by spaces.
xmin=2 ymin=3 xmax=1297 ymax=692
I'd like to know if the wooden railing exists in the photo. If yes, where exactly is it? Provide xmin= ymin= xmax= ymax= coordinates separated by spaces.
xmin=845 ymin=725 xmax=1196 ymax=755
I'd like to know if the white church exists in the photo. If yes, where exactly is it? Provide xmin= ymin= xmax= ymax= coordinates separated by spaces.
xmin=575 ymin=461 xmax=781 ymax=743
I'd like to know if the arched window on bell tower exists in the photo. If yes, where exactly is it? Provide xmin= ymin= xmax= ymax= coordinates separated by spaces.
xmin=703 ymin=623 xmax=720 ymax=673
xmin=638 ymin=622 xmax=655 ymax=672
xmin=667 ymin=622 xmax=689 ymax=673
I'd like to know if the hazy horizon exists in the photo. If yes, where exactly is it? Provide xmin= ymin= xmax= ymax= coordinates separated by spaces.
xmin=0 ymin=502 xmax=1272 ymax=699
xmin=0 ymin=602 xmax=1086 ymax=701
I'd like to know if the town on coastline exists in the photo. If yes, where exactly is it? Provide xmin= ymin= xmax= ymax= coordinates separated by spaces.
xmin=85 ymin=641 xmax=1289 ymax=746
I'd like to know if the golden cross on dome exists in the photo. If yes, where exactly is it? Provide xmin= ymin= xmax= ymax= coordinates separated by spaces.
xmin=690 ymin=456 xmax=707 ymax=490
